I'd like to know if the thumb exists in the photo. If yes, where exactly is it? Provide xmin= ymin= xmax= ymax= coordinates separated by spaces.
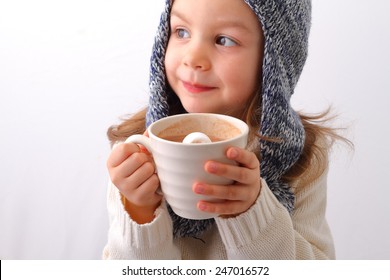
xmin=140 ymin=129 xmax=151 ymax=154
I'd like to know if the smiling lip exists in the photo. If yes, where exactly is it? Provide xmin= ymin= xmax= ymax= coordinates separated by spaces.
xmin=182 ymin=81 xmax=216 ymax=93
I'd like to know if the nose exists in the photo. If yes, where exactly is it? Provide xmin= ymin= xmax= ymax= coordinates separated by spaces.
xmin=183 ymin=40 xmax=211 ymax=71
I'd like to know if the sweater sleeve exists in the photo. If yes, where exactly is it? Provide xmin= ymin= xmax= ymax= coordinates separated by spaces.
xmin=215 ymin=168 xmax=335 ymax=259
xmin=102 ymin=181 xmax=181 ymax=259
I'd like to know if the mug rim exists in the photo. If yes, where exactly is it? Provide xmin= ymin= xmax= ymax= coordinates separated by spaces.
xmin=148 ymin=113 xmax=249 ymax=146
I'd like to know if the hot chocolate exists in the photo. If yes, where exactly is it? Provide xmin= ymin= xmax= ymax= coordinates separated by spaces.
xmin=157 ymin=115 xmax=241 ymax=143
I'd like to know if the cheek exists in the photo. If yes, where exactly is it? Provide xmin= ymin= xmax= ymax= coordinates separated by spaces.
xmin=164 ymin=44 xmax=177 ymax=78
xmin=164 ymin=53 xmax=172 ymax=76
xmin=226 ymin=63 xmax=259 ymax=91
xmin=226 ymin=61 xmax=260 ymax=104
xmin=240 ymin=56 xmax=261 ymax=91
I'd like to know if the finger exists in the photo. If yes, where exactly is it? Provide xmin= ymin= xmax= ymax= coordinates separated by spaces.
xmin=226 ymin=147 xmax=259 ymax=170
xmin=107 ymin=142 xmax=141 ymax=168
xmin=138 ymin=130 xmax=152 ymax=154
xmin=140 ymin=174 xmax=161 ymax=200
xmin=110 ymin=151 xmax=151 ymax=181
xmin=140 ymin=173 xmax=161 ymax=196
xmin=130 ymin=174 xmax=162 ymax=206
xmin=204 ymin=161 xmax=255 ymax=184
xmin=109 ymin=152 xmax=153 ymax=189
xmin=121 ymin=152 xmax=154 ymax=178
xmin=123 ymin=160 xmax=156 ymax=190
xmin=193 ymin=182 xmax=248 ymax=201
xmin=197 ymin=200 xmax=246 ymax=216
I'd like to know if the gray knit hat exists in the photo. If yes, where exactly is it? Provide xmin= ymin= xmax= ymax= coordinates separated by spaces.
xmin=146 ymin=0 xmax=311 ymax=238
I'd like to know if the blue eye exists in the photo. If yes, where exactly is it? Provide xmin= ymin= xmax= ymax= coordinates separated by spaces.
xmin=216 ymin=36 xmax=237 ymax=47
xmin=176 ymin=28 xmax=190 ymax=39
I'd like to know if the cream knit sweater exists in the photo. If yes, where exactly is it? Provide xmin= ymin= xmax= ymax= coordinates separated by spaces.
xmin=102 ymin=165 xmax=335 ymax=260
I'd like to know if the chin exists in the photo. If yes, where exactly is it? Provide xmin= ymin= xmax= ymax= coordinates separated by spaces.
xmin=182 ymin=105 xmax=209 ymax=114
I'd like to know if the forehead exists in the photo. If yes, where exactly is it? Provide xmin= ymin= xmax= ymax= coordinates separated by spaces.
xmin=169 ymin=0 xmax=260 ymax=30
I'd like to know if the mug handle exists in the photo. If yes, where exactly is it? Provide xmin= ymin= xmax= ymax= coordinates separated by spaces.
xmin=125 ymin=134 xmax=152 ymax=152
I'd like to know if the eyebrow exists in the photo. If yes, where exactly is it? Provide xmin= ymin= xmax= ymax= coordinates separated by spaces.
xmin=218 ymin=19 xmax=253 ymax=33
xmin=170 ymin=9 xmax=254 ymax=33
xmin=170 ymin=9 xmax=189 ymax=23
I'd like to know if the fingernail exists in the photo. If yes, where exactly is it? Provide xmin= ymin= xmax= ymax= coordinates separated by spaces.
xmin=207 ymin=162 xmax=218 ymax=173
xmin=194 ymin=183 xmax=205 ymax=194
xmin=198 ymin=202 xmax=207 ymax=211
xmin=229 ymin=148 xmax=238 ymax=159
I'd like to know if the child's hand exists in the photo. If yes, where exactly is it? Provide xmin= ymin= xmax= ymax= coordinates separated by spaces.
xmin=193 ymin=147 xmax=261 ymax=217
xmin=106 ymin=139 xmax=162 ymax=224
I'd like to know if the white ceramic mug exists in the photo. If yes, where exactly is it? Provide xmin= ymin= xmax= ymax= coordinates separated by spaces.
xmin=125 ymin=113 xmax=249 ymax=220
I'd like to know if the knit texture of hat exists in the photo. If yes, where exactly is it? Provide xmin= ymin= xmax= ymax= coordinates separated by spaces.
xmin=146 ymin=0 xmax=311 ymax=238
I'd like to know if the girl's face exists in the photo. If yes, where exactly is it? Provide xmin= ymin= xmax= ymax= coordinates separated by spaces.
xmin=165 ymin=0 xmax=264 ymax=118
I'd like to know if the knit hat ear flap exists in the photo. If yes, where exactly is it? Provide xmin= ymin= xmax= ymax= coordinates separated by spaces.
xmin=146 ymin=0 xmax=171 ymax=127
xmin=244 ymin=0 xmax=311 ymax=211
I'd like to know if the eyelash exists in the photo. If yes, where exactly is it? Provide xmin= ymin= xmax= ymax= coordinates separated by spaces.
xmin=175 ymin=28 xmax=190 ymax=39
xmin=173 ymin=28 xmax=238 ymax=48
xmin=215 ymin=36 xmax=238 ymax=47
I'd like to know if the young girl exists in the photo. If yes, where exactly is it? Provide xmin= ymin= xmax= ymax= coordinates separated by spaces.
xmin=103 ymin=0 xmax=342 ymax=259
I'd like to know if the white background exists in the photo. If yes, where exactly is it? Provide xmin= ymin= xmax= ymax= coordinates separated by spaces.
xmin=0 ymin=0 xmax=389 ymax=260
